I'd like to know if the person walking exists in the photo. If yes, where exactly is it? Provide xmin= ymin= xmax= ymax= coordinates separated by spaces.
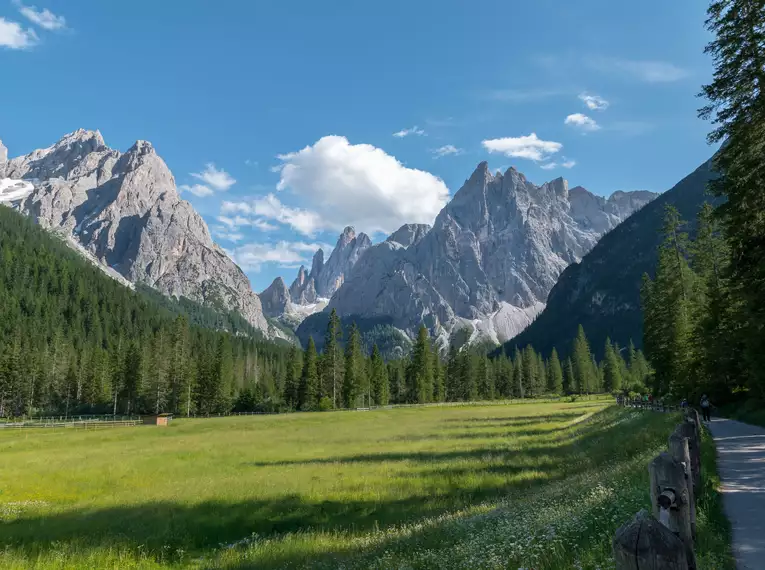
xmin=700 ymin=394 xmax=712 ymax=422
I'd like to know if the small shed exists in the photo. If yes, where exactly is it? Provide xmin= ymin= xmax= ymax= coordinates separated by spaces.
xmin=143 ymin=413 xmax=173 ymax=426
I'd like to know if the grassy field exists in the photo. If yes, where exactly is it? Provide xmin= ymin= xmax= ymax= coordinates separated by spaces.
xmin=0 ymin=400 xmax=731 ymax=569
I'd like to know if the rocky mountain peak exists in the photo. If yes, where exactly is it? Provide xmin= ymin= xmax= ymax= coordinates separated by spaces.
xmin=4 ymin=129 xmax=277 ymax=338
xmin=386 ymin=223 xmax=431 ymax=248
xmin=259 ymin=276 xmax=292 ymax=318
xmin=329 ymin=163 xmax=658 ymax=347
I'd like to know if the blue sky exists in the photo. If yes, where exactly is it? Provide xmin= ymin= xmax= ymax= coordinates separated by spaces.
xmin=1 ymin=0 xmax=717 ymax=292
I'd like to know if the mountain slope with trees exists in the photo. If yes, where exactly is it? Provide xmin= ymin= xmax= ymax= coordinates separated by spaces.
xmin=500 ymin=157 xmax=717 ymax=360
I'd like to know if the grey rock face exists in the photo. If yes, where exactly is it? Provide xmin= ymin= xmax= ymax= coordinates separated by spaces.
xmin=0 ymin=139 xmax=7 ymax=176
xmin=386 ymin=223 xmax=431 ymax=248
xmin=330 ymin=162 xmax=657 ymax=344
xmin=288 ymin=226 xmax=371 ymax=304
xmin=4 ymin=129 xmax=274 ymax=335
xmin=259 ymin=277 xmax=293 ymax=318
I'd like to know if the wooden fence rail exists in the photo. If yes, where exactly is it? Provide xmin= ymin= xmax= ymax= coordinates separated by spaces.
xmin=613 ymin=399 xmax=703 ymax=569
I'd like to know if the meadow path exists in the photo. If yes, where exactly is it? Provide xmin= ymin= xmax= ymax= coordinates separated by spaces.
xmin=708 ymin=418 xmax=765 ymax=570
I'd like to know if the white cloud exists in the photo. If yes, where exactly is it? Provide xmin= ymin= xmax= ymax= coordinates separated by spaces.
xmin=481 ymin=133 xmax=562 ymax=162
xmin=564 ymin=113 xmax=601 ymax=132
xmin=578 ymin=93 xmax=609 ymax=111
xmin=217 ymin=214 xmax=278 ymax=232
xmin=539 ymin=158 xmax=576 ymax=171
xmin=0 ymin=17 xmax=37 ymax=49
xmin=589 ymin=57 xmax=689 ymax=83
xmin=16 ymin=3 xmax=66 ymax=30
xmin=211 ymin=226 xmax=244 ymax=243
xmin=230 ymin=240 xmax=334 ymax=272
xmin=179 ymin=184 xmax=215 ymax=197
xmin=432 ymin=145 xmax=462 ymax=158
xmin=191 ymin=163 xmax=236 ymax=192
xmin=393 ymin=126 xmax=426 ymax=138
xmin=222 ymin=194 xmax=323 ymax=236
xmin=274 ymin=135 xmax=450 ymax=235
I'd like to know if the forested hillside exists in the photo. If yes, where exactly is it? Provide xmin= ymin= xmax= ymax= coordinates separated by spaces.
xmin=0 ymin=205 xmax=291 ymax=417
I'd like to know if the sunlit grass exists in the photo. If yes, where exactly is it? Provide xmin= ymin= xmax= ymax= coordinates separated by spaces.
xmin=0 ymin=400 xmax=726 ymax=569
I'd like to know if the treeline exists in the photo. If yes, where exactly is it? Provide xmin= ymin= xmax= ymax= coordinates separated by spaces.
xmin=641 ymin=0 xmax=765 ymax=406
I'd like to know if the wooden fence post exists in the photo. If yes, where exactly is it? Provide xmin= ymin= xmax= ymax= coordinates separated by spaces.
xmin=669 ymin=428 xmax=696 ymax=539
xmin=675 ymin=421 xmax=701 ymax=493
xmin=613 ymin=509 xmax=688 ymax=570
xmin=649 ymin=452 xmax=696 ymax=569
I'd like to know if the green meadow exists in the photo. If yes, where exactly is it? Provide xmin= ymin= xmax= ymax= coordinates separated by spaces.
xmin=0 ymin=401 xmax=731 ymax=569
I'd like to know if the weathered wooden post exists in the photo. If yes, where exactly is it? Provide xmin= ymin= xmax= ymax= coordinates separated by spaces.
xmin=675 ymin=421 xmax=701 ymax=493
xmin=669 ymin=428 xmax=696 ymax=539
xmin=613 ymin=509 xmax=689 ymax=569
xmin=649 ymin=452 xmax=696 ymax=569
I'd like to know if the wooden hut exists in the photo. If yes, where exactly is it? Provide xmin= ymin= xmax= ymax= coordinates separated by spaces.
xmin=143 ymin=413 xmax=173 ymax=426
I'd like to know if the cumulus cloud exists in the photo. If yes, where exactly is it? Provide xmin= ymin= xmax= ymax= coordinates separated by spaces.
xmin=273 ymin=135 xmax=450 ymax=235
xmin=564 ymin=113 xmax=601 ymax=132
xmin=217 ymin=215 xmax=278 ymax=233
xmin=230 ymin=241 xmax=334 ymax=272
xmin=481 ymin=133 xmax=562 ymax=162
xmin=211 ymin=226 xmax=244 ymax=243
xmin=561 ymin=159 xmax=577 ymax=168
xmin=432 ymin=145 xmax=463 ymax=158
xmin=191 ymin=163 xmax=236 ymax=192
xmin=393 ymin=126 xmax=426 ymax=138
xmin=589 ymin=57 xmax=689 ymax=83
xmin=539 ymin=163 xmax=557 ymax=171
xmin=221 ymin=194 xmax=323 ymax=236
xmin=178 ymin=184 xmax=215 ymax=197
xmin=16 ymin=3 xmax=66 ymax=30
xmin=578 ymin=93 xmax=609 ymax=111
xmin=0 ymin=17 xmax=37 ymax=48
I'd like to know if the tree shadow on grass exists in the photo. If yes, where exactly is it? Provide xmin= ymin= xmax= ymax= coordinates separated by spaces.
xmin=0 ymin=406 xmax=653 ymax=567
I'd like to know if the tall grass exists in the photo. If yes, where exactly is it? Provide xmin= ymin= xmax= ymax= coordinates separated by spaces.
xmin=0 ymin=401 xmax=728 ymax=569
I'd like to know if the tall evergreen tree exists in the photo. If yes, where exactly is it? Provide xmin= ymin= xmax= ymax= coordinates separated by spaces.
xmin=602 ymin=337 xmax=624 ymax=393
xmin=548 ymin=348 xmax=564 ymax=395
xmin=406 ymin=325 xmax=433 ymax=403
xmin=322 ymin=309 xmax=343 ymax=408
xmin=563 ymin=357 xmax=576 ymax=395
xmin=513 ymin=347 xmax=524 ymax=398
xmin=342 ymin=324 xmax=363 ymax=408
xmin=700 ymin=0 xmax=765 ymax=395
xmin=299 ymin=337 xmax=319 ymax=410
xmin=370 ymin=344 xmax=389 ymax=406
xmin=572 ymin=325 xmax=595 ymax=394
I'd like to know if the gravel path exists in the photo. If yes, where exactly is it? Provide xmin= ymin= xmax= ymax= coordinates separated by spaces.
xmin=708 ymin=418 xmax=765 ymax=569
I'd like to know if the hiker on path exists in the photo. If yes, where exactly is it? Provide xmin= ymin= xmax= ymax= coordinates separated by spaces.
xmin=700 ymin=394 xmax=712 ymax=422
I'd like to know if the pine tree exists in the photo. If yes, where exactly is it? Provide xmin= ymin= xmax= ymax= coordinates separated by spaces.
xmin=548 ymin=348 xmax=564 ymax=395
xmin=603 ymin=337 xmax=623 ymax=393
xmin=284 ymin=346 xmax=302 ymax=409
xmin=322 ymin=309 xmax=343 ymax=408
xmin=407 ymin=325 xmax=433 ymax=403
xmin=477 ymin=354 xmax=495 ymax=400
xmin=445 ymin=344 xmax=460 ymax=401
xmin=513 ymin=347 xmax=524 ymax=398
xmin=370 ymin=344 xmax=389 ymax=406
xmin=299 ymin=337 xmax=319 ymax=410
xmin=432 ymin=350 xmax=445 ymax=403
xmin=522 ymin=345 xmax=537 ymax=397
xmin=572 ymin=325 xmax=594 ymax=394
xmin=699 ymin=0 xmax=765 ymax=390
xmin=563 ymin=357 xmax=576 ymax=394
xmin=342 ymin=324 xmax=363 ymax=408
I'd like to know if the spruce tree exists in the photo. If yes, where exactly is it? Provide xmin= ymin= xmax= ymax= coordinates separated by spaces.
xmin=370 ymin=344 xmax=389 ymax=406
xmin=572 ymin=325 xmax=594 ymax=394
xmin=406 ymin=325 xmax=433 ymax=403
xmin=513 ymin=347 xmax=524 ymax=398
xmin=563 ymin=357 xmax=575 ymax=395
xmin=548 ymin=348 xmax=564 ymax=395
xmin=299 ymin=337 xmax=319 ymax=410
xmin=322 ymin=309 xmax=343 ymax=408
xmin=342 ymin=324 xmax=363 ymax=408
xmin=603 ymin=337 xmax=623 ymax=393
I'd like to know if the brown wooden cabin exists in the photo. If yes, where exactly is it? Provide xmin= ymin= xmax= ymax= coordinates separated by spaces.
xmin=143 ymin=413 xmax=173 ymax=426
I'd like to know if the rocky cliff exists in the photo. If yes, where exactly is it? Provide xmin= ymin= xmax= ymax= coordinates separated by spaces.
xmin=2 ymin=129 xmax=275 ymax=336
xmin=326 ymin=163 xmax=658 ymax=347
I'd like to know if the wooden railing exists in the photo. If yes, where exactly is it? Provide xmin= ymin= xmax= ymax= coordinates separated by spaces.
xmin=612 ymin=400 xmax=703 ymax=569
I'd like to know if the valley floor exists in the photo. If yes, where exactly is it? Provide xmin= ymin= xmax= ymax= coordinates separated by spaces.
xmin=0 ymin=401 xmax=732 ymax=569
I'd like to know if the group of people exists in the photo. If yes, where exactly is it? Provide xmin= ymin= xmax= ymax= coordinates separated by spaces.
xmin=680 ymin=394 xmax=713 ymax=422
